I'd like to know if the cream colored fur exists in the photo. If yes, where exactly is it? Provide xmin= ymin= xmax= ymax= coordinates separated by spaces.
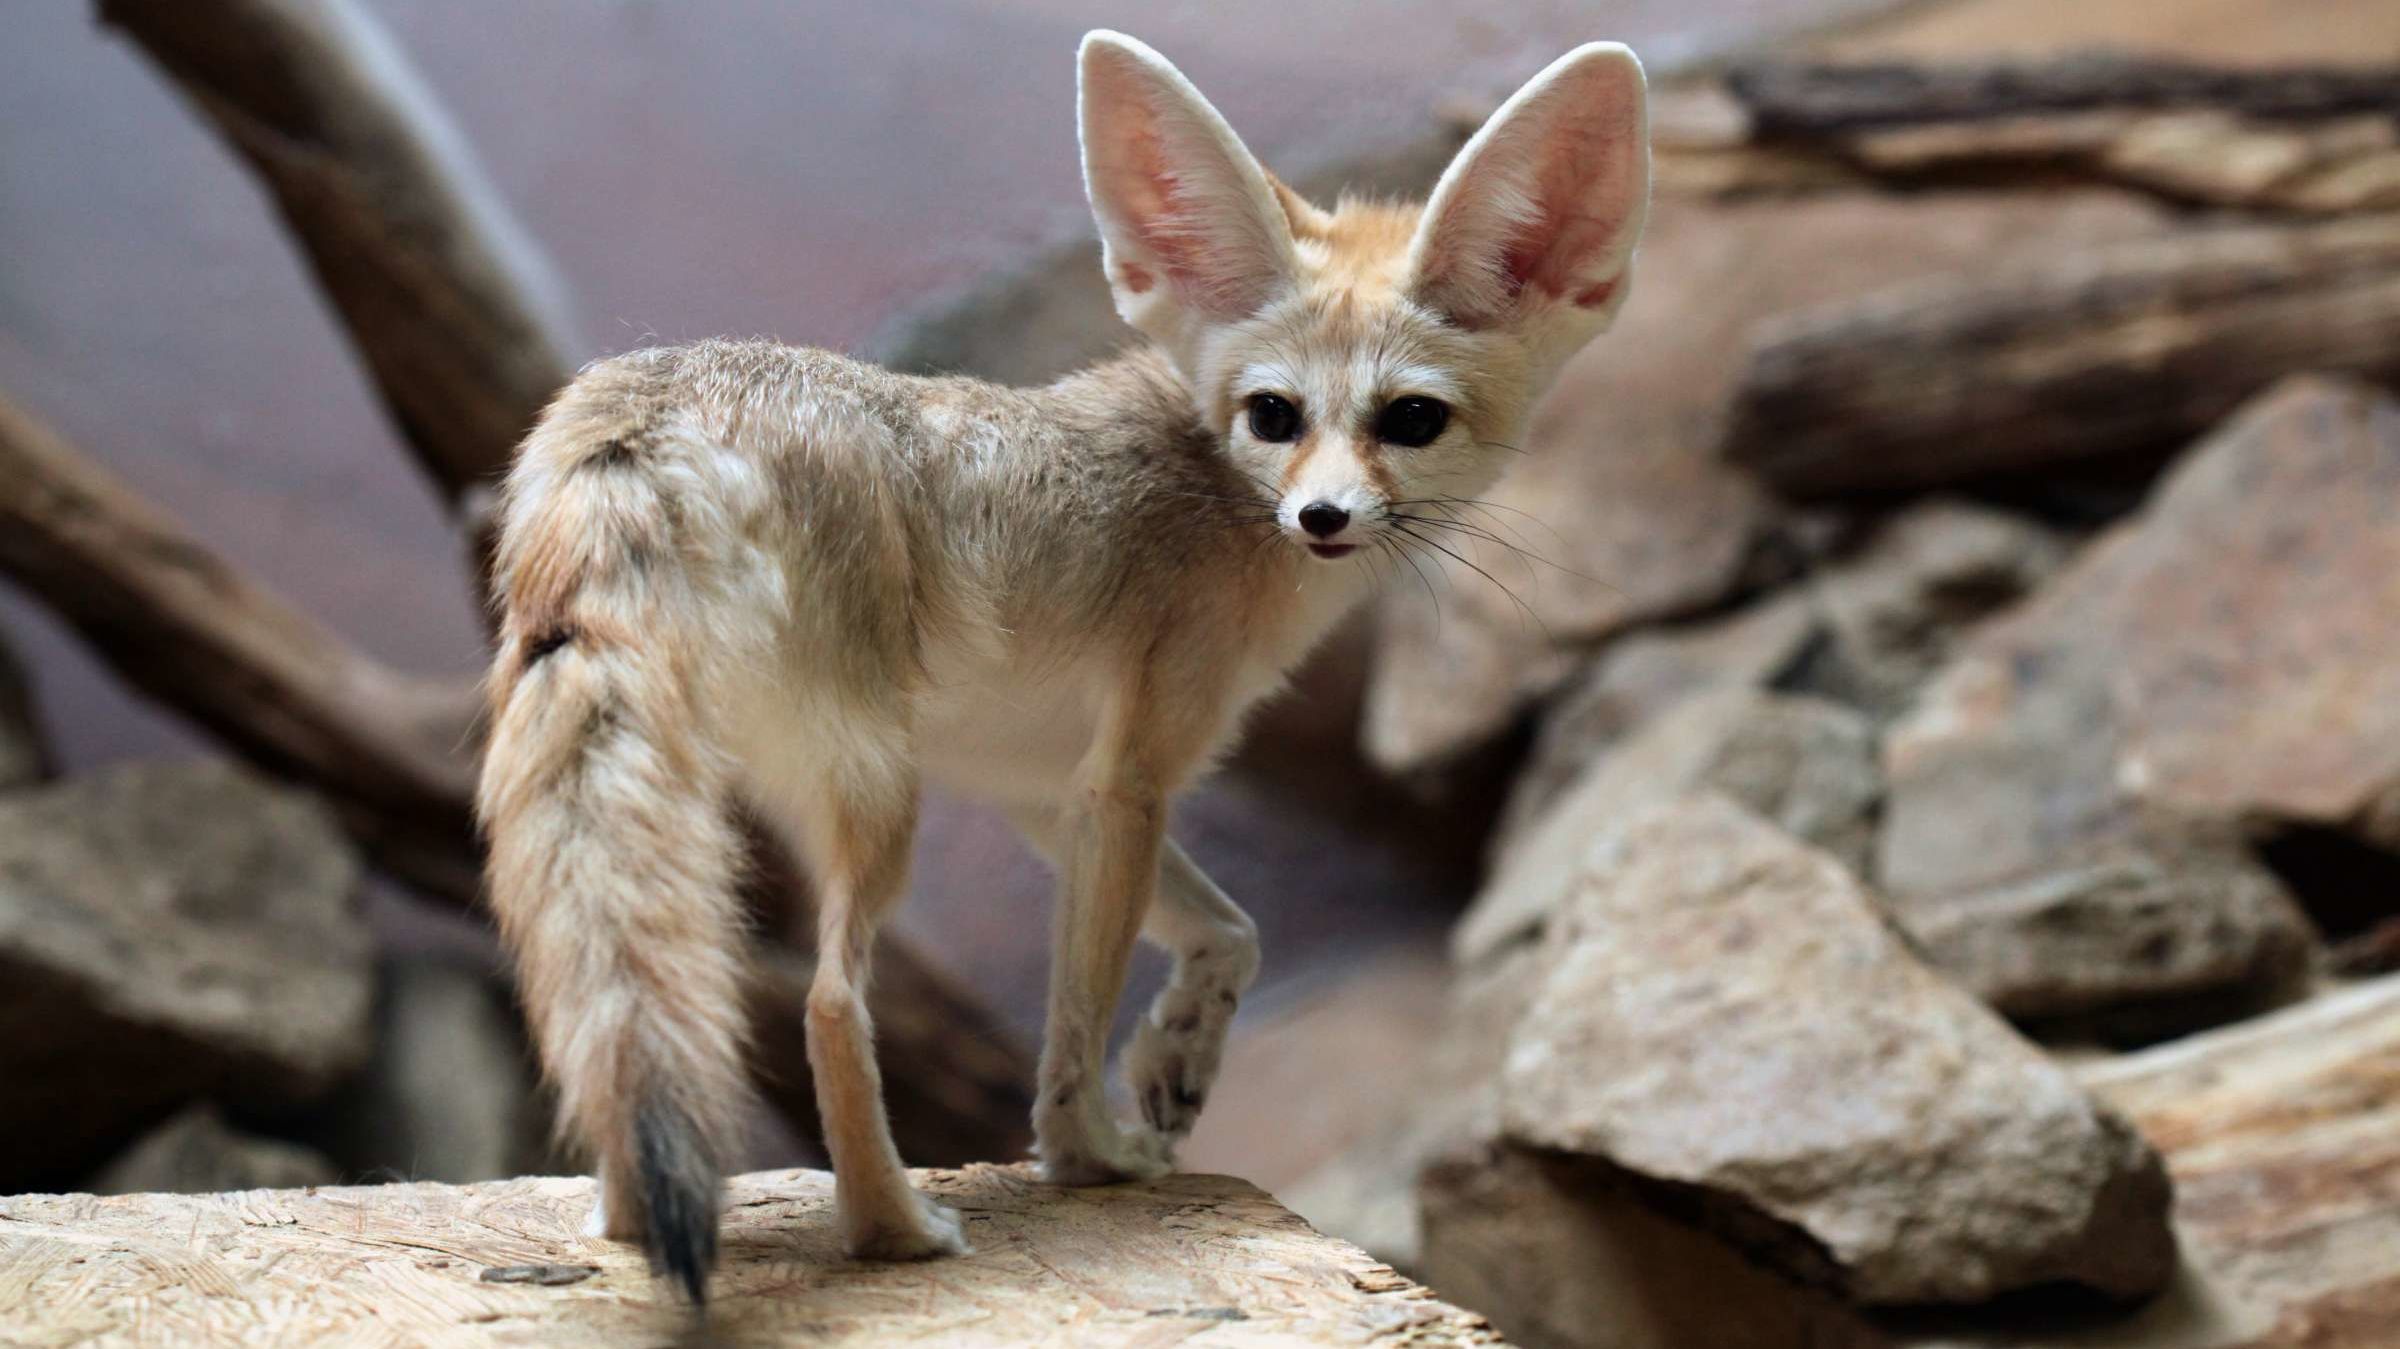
xmin=476 ymin=30 xmax=1649 ymax=1298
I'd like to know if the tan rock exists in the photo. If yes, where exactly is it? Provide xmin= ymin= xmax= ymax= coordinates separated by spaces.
xmin=1901 ymin=975 xmax=2400 ymax=1348
xmin=1468 ymin=689 xmax=1881 ymax=963
xmin=1503 ymin=795 xmax=2175 ymax=1305
xmin=1418 ymin=1143 xmax=1886 ymax=1349
xmin=89 ymin=1105 xmax=337 ymax=1195
xmin=1795 ymin=501 xmax=2068 ymax=722
xmin=1882 ymin=378 xmax=2400 ymax=1021
xmin=1502 ymin=593 xmax=1819 ymax=845
xmin=1280 ymin=942 xmax=1540 ymax=1269
xmin=1504 ymin=499 xmax=2061 ymax=857
xmin=1362 ymin=189 xmax=2170 ymax=774
xmin=0 ymin=760 xmax=371 ymax=1188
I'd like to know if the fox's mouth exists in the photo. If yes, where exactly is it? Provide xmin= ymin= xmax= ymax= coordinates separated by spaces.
xmin=1307 ymin=542 xmax=1357 ymax=560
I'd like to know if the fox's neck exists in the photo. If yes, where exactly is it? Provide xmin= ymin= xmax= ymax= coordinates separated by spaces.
xmin=1032 ymin=343 xmax=1378 ymax=664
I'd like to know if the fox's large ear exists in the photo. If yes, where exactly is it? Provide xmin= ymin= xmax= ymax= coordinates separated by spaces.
xmin=1406 ymin=43 xmax=1650 ymax=333
xmin=1078 ymin=31 xmax=1298 ymax=347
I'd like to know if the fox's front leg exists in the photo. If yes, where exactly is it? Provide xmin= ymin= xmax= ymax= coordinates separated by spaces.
xmin=1124 ymin=840 xmax=1259 ymax=1139
xmin=1034 ymin=672 xmax=1220 ymax=1185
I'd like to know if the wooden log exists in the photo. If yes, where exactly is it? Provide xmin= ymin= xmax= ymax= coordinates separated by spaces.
xmin=1661 ymin=58 xmax=2400 ymax=215
xmin=96 ymin=0 xmax=579 ymax=507
xmin=1721 ymin=215 xmax=2400 ymax=498
xmin=0 ymin=390 xmax=483 ymax=902
xmin=0 ymin=1166 xmax=1500 ymax=1346
xmin=1723 ymin=55 xmax=2400 ymax=136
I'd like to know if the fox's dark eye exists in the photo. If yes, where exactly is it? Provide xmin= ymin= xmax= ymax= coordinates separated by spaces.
xmin=1376 ymin=396 xmax=1450 ymax=448
xmin=1247 ymin=393 xmax=1302 ymax=443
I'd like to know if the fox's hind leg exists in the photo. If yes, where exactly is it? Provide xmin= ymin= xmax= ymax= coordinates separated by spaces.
xmin=774 ymin=731 xmax=967 ymax=1261
xmin=1123 ymin=840 xmax=1259 ymax=1139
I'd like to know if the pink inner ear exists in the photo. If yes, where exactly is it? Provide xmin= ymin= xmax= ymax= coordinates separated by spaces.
xmin=1116 ymin=115 xmax=1231 ymax=307
xmin=1507 ymin=86 xmax=1641 ymax=305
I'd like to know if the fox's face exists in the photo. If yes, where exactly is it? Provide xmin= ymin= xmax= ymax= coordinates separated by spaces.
xmin=1079 ymin=33 xmax=1649 ymax=562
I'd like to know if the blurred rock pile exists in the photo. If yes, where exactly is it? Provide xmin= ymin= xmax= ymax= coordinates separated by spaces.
xmin=858 ymin=20 xmax=2400 ymax=1341
xmin=0 ymin=698 xmax=548 ymax=1196
xmin=1269 ymin=53 xmax=2400 ymax=1349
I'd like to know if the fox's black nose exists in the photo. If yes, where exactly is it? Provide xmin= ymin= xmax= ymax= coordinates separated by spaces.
xmin=1298 ymin=502 xmax=1350 ymax=538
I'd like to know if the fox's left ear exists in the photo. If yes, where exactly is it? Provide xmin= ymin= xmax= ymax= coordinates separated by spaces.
xmin=1407 ymin=43 xmax=1650 ymax=335
xmin=1078 ymin=31 xmax=1298 ymax=353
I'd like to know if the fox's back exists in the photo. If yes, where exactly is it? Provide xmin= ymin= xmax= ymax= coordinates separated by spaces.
xmin=500 ymin=339 xmax=1330 ymax=797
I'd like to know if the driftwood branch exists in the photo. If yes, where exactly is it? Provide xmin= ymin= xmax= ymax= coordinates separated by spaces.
xmin=1723 ymin=55 xmax=2400 ymax=135
xmin=1722 ymin=215 xmax=2400 ymax=497
xmin=0 ymin=391 xmax=484 ymax=900
xmin=95 ymin=0 xmax=579 ymax=506
xmin=1673 ymin=57 xmax=2400 ymax=215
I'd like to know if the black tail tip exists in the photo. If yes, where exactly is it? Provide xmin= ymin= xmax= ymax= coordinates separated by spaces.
xmin=648 ymin=1218 xmax=715 ymax=1306
xmin=636 ymin=1100 xmax=721 ymax=1305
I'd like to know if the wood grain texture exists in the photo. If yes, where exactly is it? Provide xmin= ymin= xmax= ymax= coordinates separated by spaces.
xmin=0 ymin=1166 xmax=1500 ymax=1347
xmin=1650 ymin=57 xmax=2400 ymax=216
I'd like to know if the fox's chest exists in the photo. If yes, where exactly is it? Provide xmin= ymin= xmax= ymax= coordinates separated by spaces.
xmin=910 ymin=637 xmax=1326 ymax=810
xmin=913 ymin=560 xmax=1369 ymax=808
xmin=914 ymin=652 xmax=1105 ymax=808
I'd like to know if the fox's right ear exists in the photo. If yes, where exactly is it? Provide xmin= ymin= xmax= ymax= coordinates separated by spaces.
xmin=1078 ymin=31 xmax=1297 ymax=354
xmin=1406 ymin=43 xmax=1650 ymax=339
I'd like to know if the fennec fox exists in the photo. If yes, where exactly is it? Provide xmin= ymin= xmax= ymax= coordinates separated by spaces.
xmin=478 ymin=30 xmax=1649 ymax=1299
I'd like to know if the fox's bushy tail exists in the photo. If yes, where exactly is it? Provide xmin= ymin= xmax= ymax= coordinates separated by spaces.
xmin=477 ymin=402 xmax=756 ymax=1302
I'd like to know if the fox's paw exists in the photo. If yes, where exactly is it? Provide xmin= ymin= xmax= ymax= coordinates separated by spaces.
xmin=842 ymin=1192 xmax=970 ymax=1262
xmin=1125 ymin=1012 xmax=1223 ymax=1139
xmin=1035 ymin=1120 xmax=1176 ymax=1187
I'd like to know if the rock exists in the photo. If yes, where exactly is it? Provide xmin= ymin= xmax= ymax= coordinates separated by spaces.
xmin=0 ymin=760 xmax=372 ymax=1187
xmin=1419 ymin=1143 xmax=1886 ymax=1349
xmin=1881 ymin=378 xmax=2399 ymax=1023
xmin=1468 ymin=690 xmax=1882 ymax=962
xmin=1504 ymin=593 xmax=1821 ymax=843
xmin=1362 ymin=190 xmax=2171 ymax=774
xmin=0 ymin=631 xmax=49 ymax=790
xmin=88 ymin=1105 xmax=337 ymax=1195
xmin=1898 ymin=974 xmax=2400 ymax=1349
xmin=1507 ymin=500 xmax=2062 ymax=842
xmin=1897 ymin=826 xmax=2311 ymax=1032
xmin=1501 ymin=795 xmax=2175 ymax=1305
xmin=1784 ymin=501 xmax=2067 ymax=722
xmin=1280 ymin=941 xmax=1540 ymax=1269
xmin=302 ymin=955 xmax=546 ymax=1184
